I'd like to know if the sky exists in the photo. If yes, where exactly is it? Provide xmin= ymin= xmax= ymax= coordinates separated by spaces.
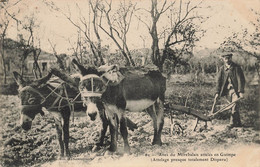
xmin=2 ymin=0 xmax=259 ymax=54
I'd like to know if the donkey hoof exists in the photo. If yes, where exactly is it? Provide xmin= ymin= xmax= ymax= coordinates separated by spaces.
xmin=57 ymin=154 xmax=64 ymax=160
xmin=58 ymin=156 xmax=70 ymax=160
xmin=124 ymin=146 xmax=131 ymax=155
xmin=108 ymin=146 xmax=117 ymax=152
xmin=104 ymin=150 xmax=114 ymax=156
xmin=65 ymin=154 xmax=71 ymax=160
xmin=152 ymin=140 xmax=162 ymax=146
xmin=58 ymin=153 xmax=70 ymax=160
xmin=58 ymin=156 xmax=64 ymax=160
xmin=124 ymin=150 xmax=131 ymax=155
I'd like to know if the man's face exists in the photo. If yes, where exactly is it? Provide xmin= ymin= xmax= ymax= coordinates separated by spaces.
xmin=222 ymin=56 xmax=232 ymax=65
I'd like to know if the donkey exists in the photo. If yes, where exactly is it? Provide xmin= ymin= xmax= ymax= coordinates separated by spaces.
xmin=72 ymin=59 xmax=166 ymax=153
xmin=13 ymin=70 xmax=90 ymax=159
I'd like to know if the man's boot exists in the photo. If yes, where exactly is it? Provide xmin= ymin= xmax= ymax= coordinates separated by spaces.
xmin=233 ymin=112 xmax=242 ymax=127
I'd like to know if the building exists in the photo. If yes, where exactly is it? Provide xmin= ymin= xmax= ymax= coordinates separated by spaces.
xmin=26 ymin=52 xmax=57 ymax=75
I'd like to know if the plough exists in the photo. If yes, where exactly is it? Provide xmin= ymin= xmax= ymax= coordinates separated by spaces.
xmin=169 ymin=97 xmax=243 ymax=134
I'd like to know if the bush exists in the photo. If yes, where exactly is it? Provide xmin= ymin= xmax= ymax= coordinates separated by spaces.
xmin=0 ymin=82 xmax=18 ymax=95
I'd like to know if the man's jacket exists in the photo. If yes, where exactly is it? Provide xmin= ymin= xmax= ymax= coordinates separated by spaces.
xmin=216 ymin=62 xmax=245 ymax=97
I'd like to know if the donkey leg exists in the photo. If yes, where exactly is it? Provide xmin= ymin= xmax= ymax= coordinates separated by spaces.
xmin=63 ymin=111 xmax=70 ymax=158
xmin=99 ymin=117 xmax=108 ymax=147
xmin=54 ymin=116 xmax=64 ymax=158
xmin=108 ymin=113 xmax=118 ymax=152
xmin=98 ymin=108 xmax=108 ymax=147
xmin=154 ymin=100 xmax=164 ymax=145
xmin=146 ymin=105 xmax=158 ymax=145
xmin=92 ymin=119 xmax=108 ymax=152
xmin=120 ymin=116 xmax=130 ymax=154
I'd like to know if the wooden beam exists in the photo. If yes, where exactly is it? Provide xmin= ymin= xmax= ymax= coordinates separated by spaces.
xmin=170 ymin=104 xmax=210 ymax=121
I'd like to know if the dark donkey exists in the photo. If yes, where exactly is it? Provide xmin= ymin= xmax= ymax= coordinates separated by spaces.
xmin=72 ymin=59 xmax=166 ymax=153
xmin=13 ymin=70 xmax=85 ymax=159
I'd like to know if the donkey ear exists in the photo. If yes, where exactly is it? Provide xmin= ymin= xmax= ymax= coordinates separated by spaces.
xmin=13 ymin=71 xmax=25 ymax=86
xmin=33 ymin=72 xmax=53 ymax=87
xmin=72 ymin=59 xmax=79 ymax=66
xmin=72 ymin=59 xmax=88 ymax=75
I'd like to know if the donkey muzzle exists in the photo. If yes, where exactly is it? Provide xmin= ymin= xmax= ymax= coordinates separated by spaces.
xmin=21 ymin=121 xmax=32 ymax=131
xmin=86 ymin=102 xmax=99 ymax=121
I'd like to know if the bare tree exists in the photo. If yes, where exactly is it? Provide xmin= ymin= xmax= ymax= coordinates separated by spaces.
xmin=0 ymin=1 xmax=21 ymax=83
xmin=26 ymin=16 xmax=42 ymax=78
xmin=2 ymin=3 xmax=43 ymax=78
xmin=17 ymin=15 xmax=42 ymax=78
xmin=44 ymin=0 xmax=137 ymax=66
xmin=98 ymin=0 xmax=136 ymax=66
xmin=43 ymin=0 xmax=105 ymax=66
xmin=0 ymin=11 xmax=10 ymax=84
xmin=219 ymin=10 xmax=260 ymax=76
xmin=48 ymin=39 xmax=65 ymax=70
xmin=138 ymin=0 xmax=203 ymax=71
xmin=89 ymin=0 xmax=105 ymax=65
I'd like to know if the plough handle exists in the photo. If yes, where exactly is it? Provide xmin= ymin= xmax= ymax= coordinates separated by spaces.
xmin=210 ymin=96 xmax=218 ymax=115
xmin=209 ymin=97 xmax=243 ymax=119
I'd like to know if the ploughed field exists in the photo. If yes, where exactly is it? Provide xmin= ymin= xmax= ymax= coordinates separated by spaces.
xmin=0 ymin=83 xmax=259 ymax=167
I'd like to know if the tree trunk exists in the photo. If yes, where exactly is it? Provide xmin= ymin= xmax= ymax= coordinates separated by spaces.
xmin=97 ymin=42 xmax=105 ymax=66
xmin=0 ymin=42 xmax=7 ymax=84
xmin=150 ymin=22 xmax=163 ymax=71
xmin=55 ymin=55 xmax=65 ymax=70
xmin=1 ymin=55 xmax=7 ymax=84
xmin=33 ymin=50 xmax=42 ymax=78
xmin=202 ymin=63 xmax=205 ymax=74
xmin=255 ymin=59 xmax=260 ymax=79
xmin=20 ymin=55 xmax=26 ymax=77
xmin=125 ymin=46 xmax=136 ymax=67
xmin=216 ymin=62 xmax=219 ymax=74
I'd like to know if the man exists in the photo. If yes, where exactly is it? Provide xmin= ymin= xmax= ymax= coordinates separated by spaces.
xmin=215 ymin=53 xmax=245 ymax=129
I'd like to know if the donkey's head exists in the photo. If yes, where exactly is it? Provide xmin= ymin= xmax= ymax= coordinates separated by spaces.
xmin=72 ymin=59 xmax=113 ymax=121
xmin=72 ymin=59 xmax=125 ymax=121
xmin=13 ymin=71 xmax=53 ymax=131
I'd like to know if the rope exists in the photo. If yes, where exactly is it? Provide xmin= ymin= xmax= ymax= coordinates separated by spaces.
xmin=45 ymin=84 xmax=65 ymax=102
xmin=40 ymin=83 xmax=83 ymax=122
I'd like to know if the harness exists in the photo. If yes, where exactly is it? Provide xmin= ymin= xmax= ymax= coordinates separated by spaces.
xmin=19 ymin=82 xmax=82 ymax=122
xmin=79 ymin=74 xmax=107 ymax=98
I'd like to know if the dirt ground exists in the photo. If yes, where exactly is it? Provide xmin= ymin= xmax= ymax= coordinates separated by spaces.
xmin=0 ymin=82 xmax=260 ymax=167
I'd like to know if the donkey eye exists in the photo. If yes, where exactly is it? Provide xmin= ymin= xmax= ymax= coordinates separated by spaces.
xmin=28 ymin=98 xmax=36 ymax=104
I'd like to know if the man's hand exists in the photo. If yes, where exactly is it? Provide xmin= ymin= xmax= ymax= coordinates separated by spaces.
xmin=239 ymin=93 xmax=244 ymax=98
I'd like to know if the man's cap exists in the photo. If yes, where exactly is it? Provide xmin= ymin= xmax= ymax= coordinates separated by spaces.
xmin=221 ymin=53 xmax=233 ymax=58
